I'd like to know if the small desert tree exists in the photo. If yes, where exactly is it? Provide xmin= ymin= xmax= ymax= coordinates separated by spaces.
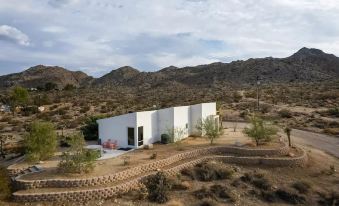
xmin=243 ymin=115 xmax=277 ymax=146
xmin=58 ymin=133 xmax=99 ymax=174
xmin=196 ymin=116 xmax=223 ymax=145
xmin=284 ymin=127 xmax=292 ymax=147
xmin=24 ymin=121 xmax=57 ymax=162
xmin=10 ymin=86 xmax=29 ymax=115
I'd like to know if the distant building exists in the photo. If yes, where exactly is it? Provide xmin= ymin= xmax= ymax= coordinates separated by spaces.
xmin=97 ymin=102 xmax=219 ymax=149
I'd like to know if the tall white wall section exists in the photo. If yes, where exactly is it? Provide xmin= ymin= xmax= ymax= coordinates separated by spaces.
xmin=136 ymin=111 xmax=158 ymax=146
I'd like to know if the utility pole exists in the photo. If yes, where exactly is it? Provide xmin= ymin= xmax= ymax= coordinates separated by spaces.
xmin=256 ymin=76 xmax=260 ymax=111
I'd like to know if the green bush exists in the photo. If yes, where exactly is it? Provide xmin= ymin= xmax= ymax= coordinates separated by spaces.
xmin=0 ymin=166 xmax=11 ymax=200
xmin=80 ymin=116 xmax=101 ymax=141
xmin=24 ymin=121 xmax=57 ymax=162
xmin=161 ymin=134 xmax=170 ymax=144
xmin=143 ymin=171 xmax=172 ymax=203
xmin=58 ymin=133 xmax=99 ymax=174
xmin=243 ymin=115 xmax=277 ymax=146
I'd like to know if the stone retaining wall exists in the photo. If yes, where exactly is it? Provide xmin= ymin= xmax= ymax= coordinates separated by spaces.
xmin=14 ymin=143 xmax=289 ymax=190
xmin=12 ymin=148 xmax=307 ymax=203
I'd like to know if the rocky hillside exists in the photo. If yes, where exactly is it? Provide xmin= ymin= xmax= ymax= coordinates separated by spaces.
xmin=1 ymin=48 xmax=338 ymax=89
xmin=0 ymin=65 xmax=91 ymax=89
xmin=93 ymin=47 xmax=339 ymax=87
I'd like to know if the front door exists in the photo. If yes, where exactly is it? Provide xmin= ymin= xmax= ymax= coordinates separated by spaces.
xmin=128 ymin=127 xmax=135 ymax=146
xmin=138 ymin=126 xmax=143 ymax=146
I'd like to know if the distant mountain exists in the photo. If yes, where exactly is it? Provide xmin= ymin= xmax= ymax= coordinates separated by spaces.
xmin=93 ymin=66 xmax=140 ymax=86
xmin=0 ymin=65 xmax=91 ymax=89
xmin=93 ymin=47 xmax=339 ymax=87
xmin=1 ymin=48 xmax=338 ymax=89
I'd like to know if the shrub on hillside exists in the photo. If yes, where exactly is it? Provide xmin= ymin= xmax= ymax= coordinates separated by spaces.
xmin=181 ymin=161 xmax=234 ymax=181
xmin=292 ymin=181 xmax=311 ymax=194
xmin=58 ymin=133 xmax=99 ymax=173
xmin=0 ymin=166 xmax=11 ymax=200
xmin=24 ymin=121 xmax=57 ymax=162
xmin=143 ymin=171 xmax=172 ymax=203
xmin=278 ymin=109 xmax=292 ymax=118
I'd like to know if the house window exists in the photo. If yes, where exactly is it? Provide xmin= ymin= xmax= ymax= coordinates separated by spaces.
xmin=185 ymin=123 xmax=188 ymax=129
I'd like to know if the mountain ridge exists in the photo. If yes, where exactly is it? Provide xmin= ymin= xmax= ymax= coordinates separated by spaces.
xmin=1 ymin=47 xmax=338 ymax=89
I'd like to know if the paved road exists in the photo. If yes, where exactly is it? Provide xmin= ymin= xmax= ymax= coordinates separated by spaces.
xmin=223 ymin=121 xmax=339 ymax=158
xmin=289 ymin=129 xmax=339 ymax=158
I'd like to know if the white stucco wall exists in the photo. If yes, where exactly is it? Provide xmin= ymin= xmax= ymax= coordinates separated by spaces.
xmin=97 ymin=113 xmax=137 ymax=148
xmin=97 ymin=102 xmax=217 ymax=148
xmin=201 ymin=102 xmax=217 ymax=120
xmin=189 ymin=104 xmax=202 ymax=135
xmin=136 ymin=110 xmax=158 ymax=146
xmin=157 ymin=107 xmax=174 ymax=137
xmin=173 ymin=106 xmax=190 ymax=140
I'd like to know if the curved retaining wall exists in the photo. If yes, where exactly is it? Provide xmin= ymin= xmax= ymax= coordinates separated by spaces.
xmin=12 ymin=148 xmax=307 ymax=203
xmin=14 ymin=143 xmax=289 ymax=190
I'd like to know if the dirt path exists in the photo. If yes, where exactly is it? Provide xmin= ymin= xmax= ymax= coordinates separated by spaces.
xmin=223 ymin=121 xmax=339 ymax=158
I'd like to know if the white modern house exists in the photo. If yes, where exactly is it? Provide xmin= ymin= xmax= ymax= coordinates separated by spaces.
xmin=97 ymin=102 xmax=219 ymax=149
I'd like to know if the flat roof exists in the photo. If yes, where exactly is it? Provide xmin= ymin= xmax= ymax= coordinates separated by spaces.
xmin=97 ymin=102 xmax=215 ymax=122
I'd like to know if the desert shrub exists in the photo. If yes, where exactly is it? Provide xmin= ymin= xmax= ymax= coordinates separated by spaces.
xmin=318 ymin=191 xmax=339 ymax=206
xmin=150 ymin=152 xmax=157 ymax=159
xmin=240 ymin=172 xmax=271 ymax=190
xmin=182 ymin=161 xmax=234 ymax=181
xmin=64 ymin=84 xmax=76 ymax=91
xmin=21 ymin=106 xmax=38 ymax=116
xmin=243 ymin=115 xmax=277 ymax=146
xmin=275 ymin=188 xmax=306 ymax=204
xmin=194 ymin=186 xmax=212 ymax=199
xmin=278 ymin=109 xmax=292 ymax=118
xmin=252 ymin=177 xmax=271 ymax=190
xmin=143 ymin=171 xmax=172 ymax=203
xmin=327 ymin=108 xmax=339 ymax=117
xmin=198 ymin=199 xmax=218 ymax=206
xmin=24 ymin=121 xmax=57 ymax=162
xmin=194 ymin=185 xmax=237 ymax=203
xmin=80 ymin=105 xmax=90 ymax=113
xmin=0 ymin=166 xmax=11 ymax=200
xmin=323 ymin=128 xmax=339 ymax=136
xmin=292 ymin=181 xmax=311 ymax=194
xmin=58 ymin=133 xmax=99 ymax=174
xmin=80 ymin=116 xmax=101 ymax=141
xmin=161 ymin=133 xmax=170 ymax=144
xmin=260 ymin=103 xmax=272 ymax=114
xmin=0 ymin=116 xmax=12 ymax=122
xmin=261 ymin=191 xmax=278 ymax=202
xmin=44 ymin=82 xmax=58 ymax=91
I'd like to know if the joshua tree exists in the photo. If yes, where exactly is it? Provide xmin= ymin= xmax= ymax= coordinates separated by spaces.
xmin=284 ymin=127 xmax=292 ymax=147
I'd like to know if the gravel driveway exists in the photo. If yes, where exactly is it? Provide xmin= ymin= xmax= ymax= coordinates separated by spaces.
xmin=223 ymin=121 xmax=339 ymax=158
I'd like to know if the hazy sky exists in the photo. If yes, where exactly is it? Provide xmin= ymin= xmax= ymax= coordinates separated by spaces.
xmin=0 ymin=0 xmax=339 ymax=77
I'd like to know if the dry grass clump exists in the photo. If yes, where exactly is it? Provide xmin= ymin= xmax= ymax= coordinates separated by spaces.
xmin=181 ymin=161 xmax=234 ymax=181
xmin=193 ymin=184 xmax=238 ymax=203
xmin=292 ymin=180 xmax=312 ymax=194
